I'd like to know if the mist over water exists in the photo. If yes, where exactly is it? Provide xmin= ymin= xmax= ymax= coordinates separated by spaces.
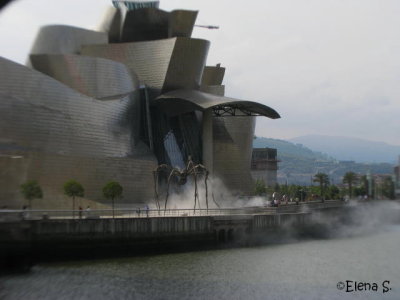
xmin=308 ymin=200 xmax=400 ymax=239
xmin=159 ymin=177 xmax=268 ymax=209
xmin=1 ymin=201 xmax=400 ymax=300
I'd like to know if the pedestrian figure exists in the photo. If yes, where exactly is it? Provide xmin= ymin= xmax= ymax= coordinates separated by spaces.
xmin=145 ymin=205 xmax=149 ymax=218
xmin=136 ymin=208 xmax=141 ymax=217
xmin=78 ymin=206 xmax=83 ymax=219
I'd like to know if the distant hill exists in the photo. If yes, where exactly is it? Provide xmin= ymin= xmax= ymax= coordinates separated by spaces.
xmin=290 ymin=135 xmax=400 ymax=164
xmin=253 ymin=137 xmax=330 ymax=161
xmin=253 ymin=136 xmax=394 ymax=185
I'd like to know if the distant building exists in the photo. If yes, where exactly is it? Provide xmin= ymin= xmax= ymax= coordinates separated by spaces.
xmin=251 ymin=148 xmax=279 ymax=186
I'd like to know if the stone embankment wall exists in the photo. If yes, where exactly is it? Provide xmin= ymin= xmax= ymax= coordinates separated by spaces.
xmin=0 ymin=203 xmax=347 ymax=270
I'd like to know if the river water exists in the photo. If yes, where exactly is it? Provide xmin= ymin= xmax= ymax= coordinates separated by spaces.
xmin=1 ymin=222 xmax=400 ymax=300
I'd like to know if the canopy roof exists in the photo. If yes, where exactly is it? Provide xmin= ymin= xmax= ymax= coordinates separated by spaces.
xmin=155 ymin=89 xmax=280 ymax=119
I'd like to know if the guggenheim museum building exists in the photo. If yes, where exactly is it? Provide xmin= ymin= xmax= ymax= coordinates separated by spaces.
xmin=0 ymin=0 xmax=280 ymax=208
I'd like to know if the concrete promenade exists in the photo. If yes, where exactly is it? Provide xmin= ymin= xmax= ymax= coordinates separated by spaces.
xmin=0 ymin=200 xmax=344 ymax=220
xmin=0 ymin=200 xmax=346 ymax=270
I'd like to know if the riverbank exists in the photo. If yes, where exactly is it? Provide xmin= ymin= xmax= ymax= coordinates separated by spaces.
xmin=1 ymin=200 xmax=398 ymax=273
xmin=2 ymin=223 xmax=400 ymax=300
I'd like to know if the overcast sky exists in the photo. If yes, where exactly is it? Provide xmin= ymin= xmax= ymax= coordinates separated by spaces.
xmin=1 ymin=0 xmax=399 ymax=145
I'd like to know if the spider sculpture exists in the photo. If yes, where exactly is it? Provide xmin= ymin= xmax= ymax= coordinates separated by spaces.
xmin=153 ymin=156 xmax=220 ymax=213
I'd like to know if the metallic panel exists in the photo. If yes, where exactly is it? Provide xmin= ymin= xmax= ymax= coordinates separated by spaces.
xmin=0 ymin=57 xmax=157 ymax=206
xmin=201 ymin=65 xmax=225 ymax=86
xmin=82 ymin=37 xmax=209 ymax=92
xmin=198 ymin=73 xmax=259 ymax=195
xmin=120 ymin=8 xmax=197 ymax=43
xmin=121 ymin=8 xmax=169 ymax=42
xmin=30 ymin=54 xmax=138 ymax=100
xmin=82 ymin=38 xmax=176 ymax=90
xmin=98 ymin=6 xmax=123 ymax=43
xmin=169 ymin=10 xmax=198 ymax=38
xmin=0 ymin=153 xmax=157 ymax=208
xmin=155 ymin=89 xmax=281 ymax=119
xmin=28 ymin=25 xmax=108 ymax=56
xmin=213 ymin=117 xmax=256 ymax=195
xmin=0 ymin=58 xmax=133 ymax=157
xmin=163 ymin=38 xmax=209 ymax=92
xmin=200 ymin=85 xmax=225 ymax=96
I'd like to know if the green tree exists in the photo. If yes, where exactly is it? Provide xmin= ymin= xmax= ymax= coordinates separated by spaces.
xmin=343 ymin=172 xmax=357 ymax=198
xmin=293 ymin=185 xmax=307 ymax=202
xmin=63 ymin=180 xmax=84 ymax=219
xmin=102 ymin=181 xmax=123 ymax=218
xmin=307 ymin=185 xmax=321 ymax=201
xmin=20 ymin=180 xmax=43 ymax=210
xmin=327 ymin=185 xmax=340 ymax=200
xmin=359 ymin=175 xmax=369 ymax=196
xmin=381 ymin=176 xmax=395 ymax=200
xmin=254 ymin=179 xmax=266 ymax=196
xmin=313 ymin=173 xmax=329 ymax=201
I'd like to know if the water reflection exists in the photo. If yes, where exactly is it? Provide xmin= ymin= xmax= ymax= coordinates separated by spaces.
xmin=1 ymin=225 xmax=400 ymax=300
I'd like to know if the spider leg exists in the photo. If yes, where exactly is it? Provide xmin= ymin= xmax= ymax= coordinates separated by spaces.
xmin=186 ymin=156 xmax=195 ymax=173
xmin=205 ymin=171 xmax=209 ymax=212
xmin=153 ymin=164 xmax=172 ymax=210
xmin=208 ymin=178 xmax=220 ymax=209
xmin=192 ymin=165 xmax=209 ymax=211
xmin=164 ymin=169 xmax=180 ymax=215
xmin=212 ymin=192 xmax=220 ymax=208
xmin=153 ymin=170 xmax=160 ymax=212
xmin=192 ymin=168 xmax=201 ymax=213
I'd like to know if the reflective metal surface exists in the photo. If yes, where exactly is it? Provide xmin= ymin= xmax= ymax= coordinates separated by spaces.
xmin=120 ymin=8 xmax=197 ymax=42
xmin=0 ymin=57 xmax=157 ymax=207
xmin=82 ymin=37 xmax=209 ymax=92
xmin=155 ymin=89 xmax=281 ymax=118
xmin=201 ymin=65 xmax=225 ymax=86
xmin=213 ymin=117 xmax=256 ymax=194
xmin=28 ymin=25 xmax=107 ymax=57
xmin=30 ymin=54 xmax=138 ymax=100
xmin=98 ymin=6 xmax=122 ymax=43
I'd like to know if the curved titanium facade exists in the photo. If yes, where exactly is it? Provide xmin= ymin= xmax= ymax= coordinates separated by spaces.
xmin=200 ymin=85 xmax=225 ymax=96
xmin=213 ymin=117 xmax=256 ymax=194
xmin=169 ymin=10 xmax=198 ymax=38
xmin=30 ymin=54 xmax=138 ymax=100
xmin=81 ymin=37 xmax=209 ymax=92
xmin=120 ymin=8 xmax=197 ymax=42
xmin=162 ymin=38 xmax=209 ymax=92
xmin=155 ymin=83 xmax=276 ymax=194
xmin=82 ymin=38 xmax=175 ymax=90
xmin=0 ymin=58 xmax=135 ymax=157
xmin=201 ymin=65 xmax=226 ymax=86
xmin=98 ymin=6 xmax=123 ymax=43
xmin=0 ymin=57 xmax=157 ymax=207
xmin=29 ymin=25 xmax=108 ymax=56
xmin=198 ymin=65 xmax=260 ymax=194
xmin=155 ymin=89 xmax=281 ymax=118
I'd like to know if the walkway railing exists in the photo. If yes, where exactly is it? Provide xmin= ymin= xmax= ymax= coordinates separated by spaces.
xmin=0 ymin=200 xmax=344 ymax=222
